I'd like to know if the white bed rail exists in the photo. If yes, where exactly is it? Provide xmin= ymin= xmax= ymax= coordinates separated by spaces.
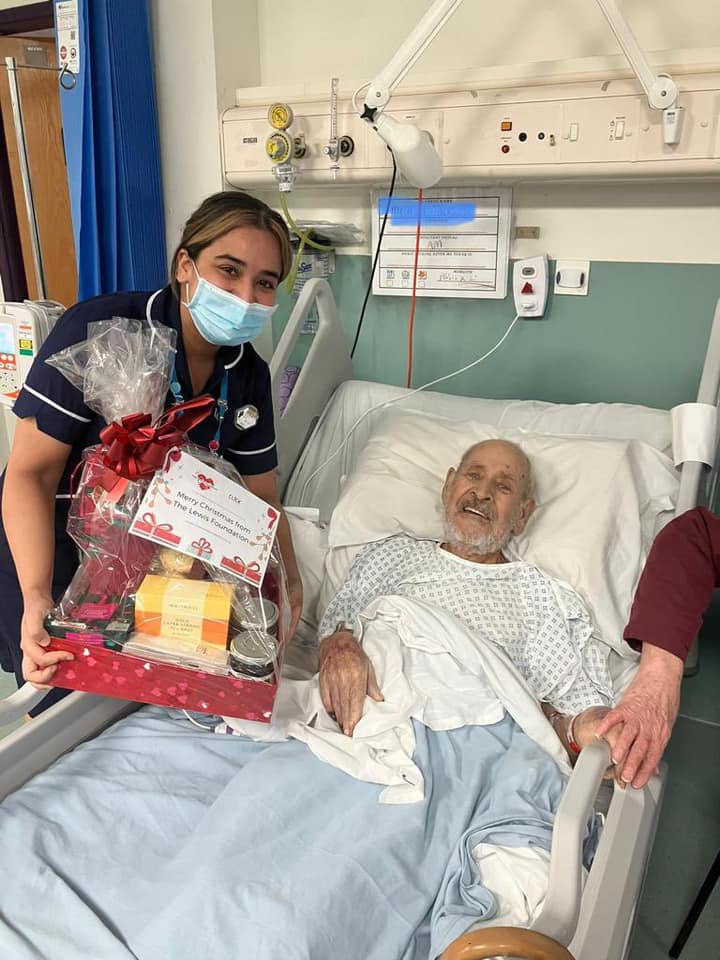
xmin=0 ymin=682 xmax=47 ymax=725
xmin=270 ymin=279 xmax=352 ymax=496
xmin=533 ymin=739 xmax=612 ymax=945
xmin=675 ymin=298 xmax=720 ymax=517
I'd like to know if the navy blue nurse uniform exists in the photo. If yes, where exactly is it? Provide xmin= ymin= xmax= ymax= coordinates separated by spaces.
xmin=0 ymin=287 xmax=278 ymax=712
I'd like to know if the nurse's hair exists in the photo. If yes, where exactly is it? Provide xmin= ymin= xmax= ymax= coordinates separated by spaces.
xmin=170 ymin=191 xmax=292 ymax=296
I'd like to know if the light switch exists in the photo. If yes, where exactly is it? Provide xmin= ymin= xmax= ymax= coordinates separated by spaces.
xmin=569 ymin=122 xmax=579 ymax=142
xmin=615 ymin=118 xmax=626 ymax=140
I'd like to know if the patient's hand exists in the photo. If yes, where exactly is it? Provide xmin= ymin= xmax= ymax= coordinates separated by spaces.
xmin=573 ymin=706 xmax=625 ymax=782
xmin=319 ymin=631 xmax=383 ymax=737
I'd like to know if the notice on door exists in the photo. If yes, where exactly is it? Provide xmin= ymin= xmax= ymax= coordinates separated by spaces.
xmin=56 ymin=0 xmax=80 ymax=75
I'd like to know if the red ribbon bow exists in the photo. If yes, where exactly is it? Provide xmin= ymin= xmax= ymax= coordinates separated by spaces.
xmin=99 ymin=396 xmax=214 ymax=487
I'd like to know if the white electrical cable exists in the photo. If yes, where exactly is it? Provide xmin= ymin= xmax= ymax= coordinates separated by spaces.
xmin=300 ymin=313 xmax=521 ymax=502
xmin=183 ymin=710 xmax=218 ymax=730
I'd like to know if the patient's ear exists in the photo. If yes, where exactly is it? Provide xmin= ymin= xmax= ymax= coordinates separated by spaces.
xmin=441 ymin=467 xmax=456 ymax=505
xmin=511 ymin=497 xmax=536 ymax=535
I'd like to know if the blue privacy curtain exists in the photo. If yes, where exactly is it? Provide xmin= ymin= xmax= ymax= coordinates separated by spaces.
xmin=54 ymin=0 xmax=166 ymax=299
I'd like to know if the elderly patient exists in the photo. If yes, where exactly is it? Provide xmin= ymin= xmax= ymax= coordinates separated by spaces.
xmin=317 ymin=439 xmax=618 ymax=759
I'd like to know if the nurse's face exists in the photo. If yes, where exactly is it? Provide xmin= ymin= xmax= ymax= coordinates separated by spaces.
xmin=441 ymin=440 xmax=535 ymax=551
xmin=175 ymin=227 xmax=282 ymax=306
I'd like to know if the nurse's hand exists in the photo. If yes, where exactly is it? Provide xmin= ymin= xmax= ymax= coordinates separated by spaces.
xmin=319 ymin=630 xmax=383 ymax=736
xmin=20 ymin=594 xmax=74 ymax=688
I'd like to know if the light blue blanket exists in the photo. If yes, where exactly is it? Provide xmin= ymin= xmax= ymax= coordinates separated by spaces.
xmin=0 ymin=706 xmax=567 ymax=960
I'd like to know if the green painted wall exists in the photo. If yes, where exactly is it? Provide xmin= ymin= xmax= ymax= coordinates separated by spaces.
xmin=274 ymin=258 xmax=720 ymax=411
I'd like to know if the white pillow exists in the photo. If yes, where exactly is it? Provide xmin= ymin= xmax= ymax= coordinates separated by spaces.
xmin=326 ymin=410 xmax=678 ymax=655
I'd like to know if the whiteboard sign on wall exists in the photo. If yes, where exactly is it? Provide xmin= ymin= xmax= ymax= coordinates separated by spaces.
xmin=371 ymin=187 xmax=512 ymax=299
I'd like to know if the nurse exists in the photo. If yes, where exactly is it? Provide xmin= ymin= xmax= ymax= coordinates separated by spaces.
xmin=0 ymin=191 xmax=303 ymax=711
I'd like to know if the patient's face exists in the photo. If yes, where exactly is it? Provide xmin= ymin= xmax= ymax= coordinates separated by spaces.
xmin=441 ymin=441 xmax=535 ymax=554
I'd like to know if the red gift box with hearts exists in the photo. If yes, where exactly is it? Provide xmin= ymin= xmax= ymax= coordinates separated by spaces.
xmin=47 ymin=635 xmax=278 ymax=721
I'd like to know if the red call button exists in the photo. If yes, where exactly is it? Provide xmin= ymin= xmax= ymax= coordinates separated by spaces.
xmin=501 ymin=144 xmax=510 ymax=154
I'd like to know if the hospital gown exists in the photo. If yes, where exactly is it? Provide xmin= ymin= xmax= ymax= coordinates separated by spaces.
xmin=319 ymin=535 xmax=613 ymax=714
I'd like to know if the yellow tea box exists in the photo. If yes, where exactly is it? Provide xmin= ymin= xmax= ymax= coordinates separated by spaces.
xmin=134 ymin=575 xmax=232 ymax=648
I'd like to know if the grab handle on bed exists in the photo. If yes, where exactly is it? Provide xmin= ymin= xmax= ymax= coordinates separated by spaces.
xmin=0 ymin=682 xmax=49 ymax=725
xmin=532 ymin=738 xmax=612 ymax=945
xmin=441 ymin=925 xmax=575 ymax=959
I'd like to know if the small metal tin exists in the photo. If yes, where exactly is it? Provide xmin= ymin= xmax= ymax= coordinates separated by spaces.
xmin=229 ymin=630 xmax=277 ymax=680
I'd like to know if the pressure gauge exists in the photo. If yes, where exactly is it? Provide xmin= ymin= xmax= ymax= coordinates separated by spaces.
xmin=265 ymin=131 xmax=293 ymax=165
xmin=268 ymin=103 xmax=293 ymax=130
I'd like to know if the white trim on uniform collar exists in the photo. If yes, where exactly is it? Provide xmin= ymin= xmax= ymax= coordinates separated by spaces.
xmin=224 ymin=343 xmax=245 ymax=370
xmin=146 ymin=287 xmax=178 ymax=354
xmin=145 ymin=289 xmax=163 ymax=329
xmin=22 ymin=385 xmax=91 ymax=423
xmin=226 ymin=440 xmax=276 ymax=456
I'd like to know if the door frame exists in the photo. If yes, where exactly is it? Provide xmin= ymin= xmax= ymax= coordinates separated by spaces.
xmin=0 ymin=4 xmax=53 ymax=37
xmin=0 ymin=2 xmax=54 ymax=300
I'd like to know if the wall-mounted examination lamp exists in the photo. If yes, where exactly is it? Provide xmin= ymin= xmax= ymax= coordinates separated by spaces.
xmin=360 ymin=0 xmax=680 ymax=189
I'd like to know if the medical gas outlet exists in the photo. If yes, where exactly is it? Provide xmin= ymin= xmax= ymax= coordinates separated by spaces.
xmin=513 ymin=256 xmax=549 ymax=319
xmin=265 ymin=102 xmax=308 ymax=191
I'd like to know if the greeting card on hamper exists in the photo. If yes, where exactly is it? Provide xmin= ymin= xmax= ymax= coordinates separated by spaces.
xmin=131 ymin=450 xmax=280 ymax=587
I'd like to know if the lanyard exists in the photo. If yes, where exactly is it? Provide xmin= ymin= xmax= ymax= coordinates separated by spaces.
xmin=169 ymin=362 xmax=228 ymax=454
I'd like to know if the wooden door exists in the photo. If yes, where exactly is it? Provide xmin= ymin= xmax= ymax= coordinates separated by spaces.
xmin=0 ymin=36 xmax=77 ymax=307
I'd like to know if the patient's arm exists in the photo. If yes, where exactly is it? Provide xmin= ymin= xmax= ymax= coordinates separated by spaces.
xmin=542 ymin=702 xmax=623 ymax=779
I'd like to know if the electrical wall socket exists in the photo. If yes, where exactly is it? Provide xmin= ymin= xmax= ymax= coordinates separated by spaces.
xmin=554 ymin=260 xmax=590 ymax=296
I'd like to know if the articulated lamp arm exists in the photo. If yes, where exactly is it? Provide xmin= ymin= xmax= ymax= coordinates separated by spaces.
xmin=594 ymin=0 xmax=677 ymax=109
xmin=360 ymin=0 xmax=678 ymax=188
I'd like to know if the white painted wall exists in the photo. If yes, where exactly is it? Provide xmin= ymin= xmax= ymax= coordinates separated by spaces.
xmin=149 ymin=1 xmax=275 ymax=354
xmin=150 ymin=0 xmax=224 ymax=260
xmin=149 ymin=0 xmax=719 ymax=282
xmin=240 ymin=1 xmax=720 ymax=266
xmin=213 ymin=0 xmax=261 ymax=113
xmin=0 ymin=0 xmax=38 ymax=8
xmin=149 ymin=0 xmax=262 ymax=259
xmin=257 ymin=0 xmax=720 ymax=90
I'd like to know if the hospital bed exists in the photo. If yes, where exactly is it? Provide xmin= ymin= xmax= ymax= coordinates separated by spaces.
xmin=0 ymin=279 xmax=718 ymax=960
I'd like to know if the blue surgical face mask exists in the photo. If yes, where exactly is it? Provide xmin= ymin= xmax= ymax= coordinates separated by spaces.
xmin=182 ymin=262 xmax=277 ymax=347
